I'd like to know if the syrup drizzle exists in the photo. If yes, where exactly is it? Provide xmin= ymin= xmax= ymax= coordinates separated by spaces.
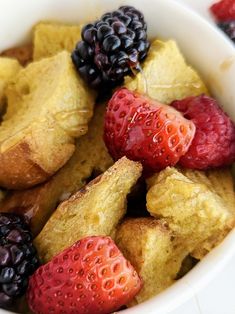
xmin=130 ymin=63 xmax=149 ymax=96
xmin=151 ymin=82 xmax=202 ymax=89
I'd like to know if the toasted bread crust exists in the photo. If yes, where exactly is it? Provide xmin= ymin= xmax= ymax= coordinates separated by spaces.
xmin=0 ymin=131 xmax=75 ymax=189
xmin=1 ymin=44 xmax=33 ymax=66
xmin=0 ymin=141 xmax=53 ymax=189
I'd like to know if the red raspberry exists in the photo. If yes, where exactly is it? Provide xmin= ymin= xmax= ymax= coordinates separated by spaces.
xmin=210 ymin=0 xmax=235 ymax=21
xmin=104 ymin=88 xmax=195 ymax=174
xmin=171 ymin=95 xmax=235 ymax=169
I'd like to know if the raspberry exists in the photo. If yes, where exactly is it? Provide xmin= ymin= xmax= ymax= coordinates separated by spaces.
xmin=72 ymin=6 xmax=150 ymax=89
xmin=0 ymin=213 xmax=39 ymax=309
xmin=210 ymin=0 xmax=235 ymax=22
xmin=171 ymin=94 xmax=235 ymax=169
xmin=218 ymin=20 xmax=235 ymax=42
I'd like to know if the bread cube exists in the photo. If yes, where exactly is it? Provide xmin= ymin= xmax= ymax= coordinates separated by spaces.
xmin=116 ymin=217 xmax=187 ymax=304
xmin=33 ymin=22 xmax=83 ymax=60
xmin=0 ymin=103 xmax=113 ymax=236
xmin=35 ymin=157 xmax=142 ymax=262
xmin=0 ymin=51 xmax=94 ymax=189
xmin=125 ymin=40 xmax=208 ymax=104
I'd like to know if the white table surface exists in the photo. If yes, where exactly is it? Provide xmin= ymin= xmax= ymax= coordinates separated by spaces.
xmin=170 ymin=1 xmax=235 ymax=314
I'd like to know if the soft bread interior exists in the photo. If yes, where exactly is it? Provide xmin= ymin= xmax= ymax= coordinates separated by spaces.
xmin=125 ymin=39 xmax=208 ymax=104
xmin=147 ymin=167 xmax=235 ymax=258
xmin=33 ymin=22 xmax=83 ymax=60
xmin=0 ymin=57 xmax=22 ymax=113
xmin=116 ymin=217 xmax=187 ymax=304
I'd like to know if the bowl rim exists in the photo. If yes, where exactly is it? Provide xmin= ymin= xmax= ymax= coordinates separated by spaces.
xmin=0 ymin=0 xmax=235 ymax=313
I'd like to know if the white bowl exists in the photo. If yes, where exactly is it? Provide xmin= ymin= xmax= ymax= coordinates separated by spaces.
xmin=0 ymin=0 xmax=235 ymax=313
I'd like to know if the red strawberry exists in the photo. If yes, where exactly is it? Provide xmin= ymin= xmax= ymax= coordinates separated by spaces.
xmin=171 ymin=94 xmax=235 ymax=169
xmin=104 ymin=88 xmax=195 ymax=174
xmin=27 ymin=236 xmax=142 ymax=314
xmin=210 ymin=0 xmax=235 ymax=21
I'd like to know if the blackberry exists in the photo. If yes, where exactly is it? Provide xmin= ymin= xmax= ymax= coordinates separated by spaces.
xmin=218 ymin=21 xmax=235 ymax=43
xmin=72 ymin=6 xmax=150 ymax=89
xmin=0 ymin=213 xmax=39 ymax=309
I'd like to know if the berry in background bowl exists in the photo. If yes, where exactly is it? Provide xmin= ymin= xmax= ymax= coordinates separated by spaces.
xmin=210 ymin=0 xmax=235 ymax=43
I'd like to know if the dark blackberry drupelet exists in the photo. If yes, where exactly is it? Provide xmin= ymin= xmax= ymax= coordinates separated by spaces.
xmin=0 ymin=213 xmax=39 ymax=309
xmin=72 ymin=6 xmax=150 ymax=88
xmin=218 ymin=21 xmax=235 ymax=43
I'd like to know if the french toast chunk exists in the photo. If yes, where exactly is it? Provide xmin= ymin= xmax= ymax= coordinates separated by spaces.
xmin=0 ymin=104 xmax=113 ymax=236
xmin=33 ymin=22 xmax=83 ymax=60
xmin=182 ymin=168 xmax=235 ymax=215
xmin=115 ymin=218 xmax=187 ymax=304
xmin=147 ymin=167 xmax=235 ymax=257
xmin=0 ymin=57 xmax=22 ymax=114
xmin=34 ymin=157 xmax=142 ymax=262
xmin=0 ymin=51 xmax=95 ymax=189
xmin=124 ymin=40 xmax=208 ymax=104
xmin=1 ymin=44 xmax=33 ymax=66
xmin=181 ymin=168 xmax=235 ymax=259
xmin=116 ymin=168 xmax=235 ymax=304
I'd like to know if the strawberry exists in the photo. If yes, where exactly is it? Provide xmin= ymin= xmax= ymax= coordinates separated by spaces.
xmin=210 ymin=0 xmax=235 ymax=21
xmin=27 ymin=236 xmax=142 ymax=314
xmin=104 ymin=88 xmax=195 ymax=174
xmin=171 ymin=94 xmax=235 ymax=169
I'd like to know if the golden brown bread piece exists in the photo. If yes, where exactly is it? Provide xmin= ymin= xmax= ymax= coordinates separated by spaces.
xmin=0 ymin=103 xmax=113 ymax=236
xmin=115 ymin=217 xmax=187 ymax=305
xmin=182 ymin=168 xmax=235 ymax=214
xmin=181 ymin=168 xmax=235 ymax=259
xmin=147 ymin=167 xmax=235 ymax=257
xmin=1 ymin=44 xmax=33 ymax=66
xmin=206 ymin=169 xmax=235 ymax=211
xmin=34 ymin=157 xmax=142 ymax=262
xmin=33 ymin=22 xmax=83 ymax=60
xmin=0 ymin=51 xmax=95 ymax=189
xmin=0 ymin=57 xmax=22 ymax=114
xmin=116 ymin=168 xmax=235 ymax=304
xmin=124 ymin=39 xmax=208 ymax=104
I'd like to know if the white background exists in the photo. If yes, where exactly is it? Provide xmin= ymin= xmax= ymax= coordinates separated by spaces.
xmin=171 ymin=2 xmax=235 ymax=314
